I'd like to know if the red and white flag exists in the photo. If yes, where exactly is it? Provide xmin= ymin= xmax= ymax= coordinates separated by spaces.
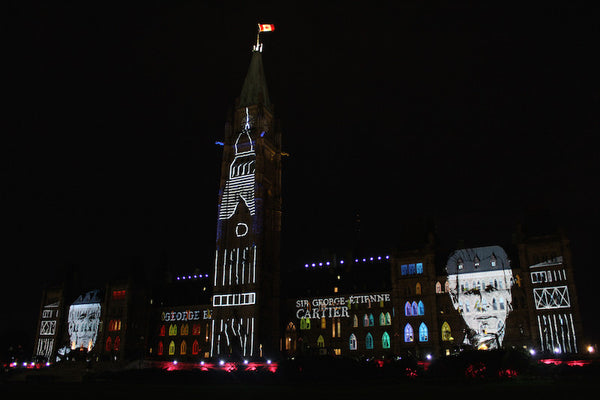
xmin=258 ymin=24 xmax=275 ymax=32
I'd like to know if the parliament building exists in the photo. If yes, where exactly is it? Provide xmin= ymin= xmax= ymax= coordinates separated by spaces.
xmin=32 ymin=36 xmax=585 ymax=366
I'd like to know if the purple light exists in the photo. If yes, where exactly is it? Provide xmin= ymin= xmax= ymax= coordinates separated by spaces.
xmin=326 ymin=261 xmax=330 ymax=266
xmin=194 ymin=275 xmax=198 ymax=279
xmin=378 ymin=256 xmax=382 ymax=260
xmin=305 ymin=264 xmax=309 ymax=268
xmin=312 ymin=263 xmax=316 ymax=267
xmin=386 ymin=255 xmax=390 ymax=259
xmin=176 ymin=277 xmax=180 ymax=280
xmin=205 ymin=274 xmax=209 ymax=278
xmin=340 ymin=260 xmax=344 ymax=264
xmin=355 ymin=259 xmax=359 ymax=263
xmin=370 ymin=257 xmax=374 ymax=261
xmin=319 ymin=262 xmax=323 ymax=266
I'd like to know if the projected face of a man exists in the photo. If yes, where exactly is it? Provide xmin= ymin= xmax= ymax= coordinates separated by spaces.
xmin=447 ymin=270 xmax=513 ymax=350
xmin=68 ymin=303 xmax=101 ymax=351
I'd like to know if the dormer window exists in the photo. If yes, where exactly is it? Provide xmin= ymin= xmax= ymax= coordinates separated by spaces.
xmin=474 ymin=256 xmax=480 ymax=268
xmin=457 ymin=258 xmax=464 ymax=270
xmin=491 ymin=253 xmax=497 ymax=267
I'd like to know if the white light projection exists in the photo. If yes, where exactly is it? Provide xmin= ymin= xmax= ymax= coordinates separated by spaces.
xmin=218 ymin=108 xmax=256 ymax=220
xmin=446 ymin=246 xmax=513 ymax=350
xmin=212 ymin=108 xmax=259 ymax=358
xmin=68 ymin=301 xmax=101 ymax=351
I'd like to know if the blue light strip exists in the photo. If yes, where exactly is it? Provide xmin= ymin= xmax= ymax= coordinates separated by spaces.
xmin=303 ymin=255 xmax=390 ymax=268
xmin=176 ymin=274 xmax=210 ymax=281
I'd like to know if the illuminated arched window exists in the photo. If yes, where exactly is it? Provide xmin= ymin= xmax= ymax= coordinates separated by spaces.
xmin=349 ymin=333 xmax=357 ymax=350
xmin=157 ymin=341 xmax=163 ymax=356
xmin=441 ymin=322 xmax=452 ymax=341
xmin=385 ymin=312 xmax=391 ymax=326
xmin=180 ymin=340 xmax=187 ymax=355
xmin=114 ymin=336 xmax=120 ymax=351
xmin=382 ymin=332 xmax=391 ymax=349
xmin=366 ymin=333 xmax=374 ymax=350
xmin=317 ymin=335 xmax=325 ymax=348
xmin=363 ymin=314 xmax=369 ymax=327
xmin=445 ymin=281 xmax=450 ymax=292
xmin=404 ymin=324 xmax=414 ymax=342
xmin=368 ymin=314 xmax=374 ymax=326
xmin=418 ymin=300 xmax=425 ymax=316
xmin=435 ymin=281 xmax=442 ymax=293
xmin=105 ymin=337 xmax=112 ymax=352
xmin=321 ymin=317 xmax=326 ymax=330
xmin=379 ymin=313 xmax=386 ymax=326
xmin=416 ymin=282 xmax=422 ymax=295
xmin=416 ymin=262 xmax=423 ymax=274
xmin=159 ymin=325 xmax=166 ymax=337
xmin=419 ymin=323 xmax=428 ymax=342
xmin=169 ymin=324 xmax=177 ymax=336
xmin=181 ymin=324 xmax=189 ymax=336
xmin=405 ymin=302 xmax=412 ymax=316
xmin=168 ymin=341 xmax=175 ymax=355
xmin=412 ymin=301 xmax=418 ymax=316
xmin=192 ymin=340 xmax=199 ymax=355
xmin=353 ymin=314 xmax=358 ymax=327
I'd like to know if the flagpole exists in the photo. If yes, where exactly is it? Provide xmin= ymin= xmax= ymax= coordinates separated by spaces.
xmin=254 ymin=24 xmax=262 ymax=52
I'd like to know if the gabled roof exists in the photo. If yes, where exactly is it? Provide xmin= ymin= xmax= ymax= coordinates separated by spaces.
xmin=238 ymin=50 xmax=271 ymax=110
xmin=446 ymin=245 xmax=510 ymax=274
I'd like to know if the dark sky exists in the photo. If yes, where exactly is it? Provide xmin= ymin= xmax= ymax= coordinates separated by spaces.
xmin=4 ymin=2 xmax=599 ymax=350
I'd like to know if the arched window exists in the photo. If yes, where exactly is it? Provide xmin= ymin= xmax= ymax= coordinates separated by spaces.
xmin=368 ymin=314 xmax=374 ymax=326
xmin=169 ymin=324 xmax=177 ymax=336
xmin=301 ymin=318 xmax=311 ymax=330
xmin=441 ymin=322 xmax=452 ymax=341
xmin=492 ymin=298 xmax=498 ymax=310
xmin=105 ymin=337 xmax=112 ymax=352
xmin=435 ymin=281 xmax=442 ymax=294
xmin=366 ymin=333 xmax=374 ymax=350
xmin=321 ymin=317 xmax=326 ymax=329
xmin=180 ymin=340 xmax=187 ymax=355
xmin=181 ymin=324 xmax=189 ymax=336
xmin=418 ymin=300 xmax=425 ymax=316
xmin=159 ymin=325 xmax=165 ymax=336
xmin=114 ymin=336 xmax=120 ymax=352
xmin=382 ymin=332 xmax=391 ymax=349
xmin=353 ymin=314 xmax=358 ymax=328
xmin=405 ymin=302 xmax=412 ymax=316
xmin=192 ymin=323 xmax=201 ymax=335
xmin=412 ymin=301 xmax=418 ymax=316
xmin=404 ymin=324 xmax=414 ymax=342
xmin=317 ymin=335 xmax=325 ymax=348
xmin=445 ymin=281 xmax=450 ymax=292
xmin=379 ymin=313 xmax=386 ymax=326
xmin=349 ymin=334 xmax=357 ymax=350
xmin=363 ymin=314 xmax=370 ymax=327
xmin=385 ymin=312 xmax=392 ymax=326
xmin=416 ymin=282 xmax=422 ymax=295
xmin=157 ymin=341 xmax=164 ymax=356
xmin=499 ymin=297 xmax=505 ymax=310
xmin=419 ymin=323 xmax=429 ymax=342
xmin=168 ymin=341 xmax=175 ymax=355
xmin=192 ymin=340 xmax=200 ymax=355
xmin=416 ymin=262 xmax=424 ymax=274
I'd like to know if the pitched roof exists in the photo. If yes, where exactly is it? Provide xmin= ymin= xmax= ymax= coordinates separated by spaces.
xmin=238 ymin=50 xmax=271 ymax=109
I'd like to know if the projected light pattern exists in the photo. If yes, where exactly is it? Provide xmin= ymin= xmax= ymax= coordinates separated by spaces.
xmin=68 ymin=302 xmax=101 ymax=351
xmin=218 ymin=108 xmax=256 ymax=220
xmin=446 ymin=246 xmax=513 ymax=350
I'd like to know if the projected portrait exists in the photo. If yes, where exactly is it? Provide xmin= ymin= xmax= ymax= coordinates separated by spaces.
xmin=67 ymin=290 xmax=102 ymax=351
xmin=446 ymin=246 xmax=513 ymax=350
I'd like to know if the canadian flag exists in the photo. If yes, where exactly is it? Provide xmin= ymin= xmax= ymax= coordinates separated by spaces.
xmin=258 ymin=24 xmax=275 ymax=32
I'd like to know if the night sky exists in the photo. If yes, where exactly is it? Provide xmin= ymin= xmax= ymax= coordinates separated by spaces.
xmin=4 ymin=2 xmax=599 ymax=353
